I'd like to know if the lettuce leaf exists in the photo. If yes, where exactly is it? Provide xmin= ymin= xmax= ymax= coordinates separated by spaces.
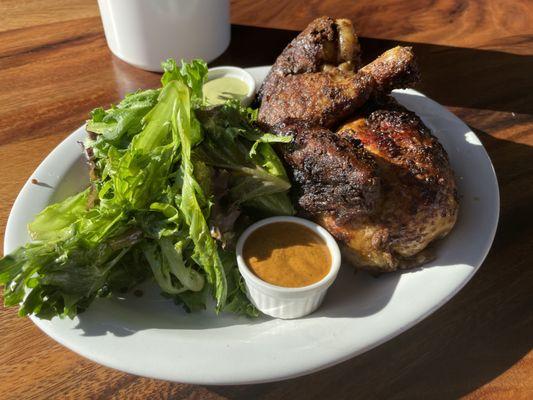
xmin=87 ymin=89 xmax=160 ymax=144
xmin=195 ymin=102 xmax=294 ymax=215
xmin=161 ymin=59 xmax=207 ymax=104
xmin=29 ymin=189 xmax=91 ymax=241
xmin=173 ymin=81 xmax=228 ymax=310
xmin=0 ymin=82 xmax=183 ymax=319
xmin=0 ymin=59 xmax=292 ymax=320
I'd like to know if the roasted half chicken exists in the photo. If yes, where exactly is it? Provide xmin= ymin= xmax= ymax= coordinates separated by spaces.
xmin=258 ymin=17 xmax=458 ymax=272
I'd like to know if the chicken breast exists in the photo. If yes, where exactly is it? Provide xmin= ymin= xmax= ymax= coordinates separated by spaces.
xmin=327 ymin=101 xmax=458 ymax=271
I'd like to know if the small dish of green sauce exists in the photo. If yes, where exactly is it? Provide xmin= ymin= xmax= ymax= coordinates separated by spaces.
xmin=204 ymin=66 xmax=255 ymax=106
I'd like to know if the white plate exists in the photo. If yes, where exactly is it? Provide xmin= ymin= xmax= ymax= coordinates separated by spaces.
xmin=4 ymin=66 xmax=499 ymax=384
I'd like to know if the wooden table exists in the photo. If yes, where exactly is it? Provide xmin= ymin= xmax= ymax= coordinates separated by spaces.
xmin=1 ymin=1 xmax=532 ymax=398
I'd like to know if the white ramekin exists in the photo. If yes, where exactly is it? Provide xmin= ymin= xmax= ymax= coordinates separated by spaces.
xmin=236 ymin=216 xmax=341 ymax=319
xmin=97 ymin=0 xmax=230 ymax=72
xmin=207 ymin=67 xmax=256 ymax=107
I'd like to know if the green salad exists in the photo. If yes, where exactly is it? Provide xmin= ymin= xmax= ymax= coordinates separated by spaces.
xmin=0 ymin=59 xmax=293 ymax=319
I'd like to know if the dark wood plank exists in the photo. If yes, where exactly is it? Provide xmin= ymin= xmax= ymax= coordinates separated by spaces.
xmin=231 ymin=0 xmax=533 ymax=54
xmin=0 ymin=1 xmax=532 ymax=399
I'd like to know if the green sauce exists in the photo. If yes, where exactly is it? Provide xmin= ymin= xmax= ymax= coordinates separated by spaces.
xmin=203 ymin=76 xmax=249 ymax=105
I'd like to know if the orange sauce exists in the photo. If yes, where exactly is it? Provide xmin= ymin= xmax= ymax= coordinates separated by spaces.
xmin=243 ymin=222 xmax=331 ymax=288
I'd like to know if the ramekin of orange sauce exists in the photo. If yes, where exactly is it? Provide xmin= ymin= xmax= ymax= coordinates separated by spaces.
xmin=236 ymin=216 xmax=341 ymax=319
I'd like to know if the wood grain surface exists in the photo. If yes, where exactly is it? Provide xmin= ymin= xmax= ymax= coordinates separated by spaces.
xmin=1 ymin=1 xmax=532 ymax=399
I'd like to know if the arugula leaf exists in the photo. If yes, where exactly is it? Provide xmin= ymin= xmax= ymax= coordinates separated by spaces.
xmin=0 ymin=224 xmax=142 ymax=319
xmin=220 ymin=252 xmax=259 ymax=317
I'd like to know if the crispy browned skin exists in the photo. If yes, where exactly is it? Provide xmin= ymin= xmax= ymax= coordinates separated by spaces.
xmin=359 ymin=46 xmax=420 ymax=94
xmin=258 ymin=16 xmax=361 ymax=102
xmin=273 ymin=123 xmax=380 ymax=222
xmin=258 ymin=46 xmax=419 ymax=129
xmin=260 ymin=71 xmax=373 ymax=129
xmin=258 ymin=17 xmax=458 ymax=272
xmin=324 ymin=100 xmax=459 ymax=271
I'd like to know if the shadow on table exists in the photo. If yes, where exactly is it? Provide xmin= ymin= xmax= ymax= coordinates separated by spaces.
xmin=202 ymin=25 xmax=533 ymax=400
xmin=212 ymin=25 xmax=533 ymax=115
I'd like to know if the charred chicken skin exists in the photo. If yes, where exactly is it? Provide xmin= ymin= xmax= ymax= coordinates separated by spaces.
xmin=258 ymin=17 xmax=458 ymax=272
xmin=258 ymin=16 xmax=361 ymax=102
xmin=274 ymin=123 xmax=380 ymax=222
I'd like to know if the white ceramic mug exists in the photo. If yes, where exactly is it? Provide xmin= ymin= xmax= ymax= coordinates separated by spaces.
xmin=97 ymin=0 xmax=230 ymax=72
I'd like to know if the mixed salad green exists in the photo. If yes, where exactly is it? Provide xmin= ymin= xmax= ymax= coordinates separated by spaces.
xmin=0 ymin=59 xmax=293 ymax=319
